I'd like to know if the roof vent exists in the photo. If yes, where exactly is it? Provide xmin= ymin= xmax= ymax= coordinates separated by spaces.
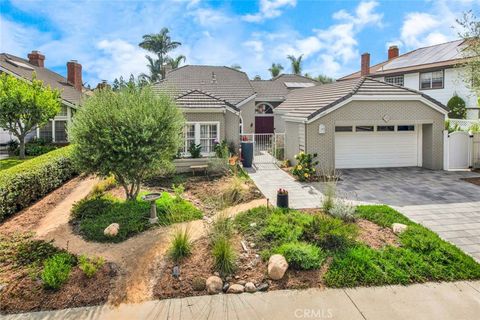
xmin=211 ymin=72 xmax=217 ymax=84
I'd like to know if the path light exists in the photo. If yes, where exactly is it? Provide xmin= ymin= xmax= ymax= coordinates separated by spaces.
xmin=142 ymin=193 xmax=162 ymax=224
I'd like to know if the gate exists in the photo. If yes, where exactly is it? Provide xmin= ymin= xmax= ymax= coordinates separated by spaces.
xmin=240 ymin=133 xmax=285 ymax=165
xmin=445 ymin=131 xmax=472 ymax=170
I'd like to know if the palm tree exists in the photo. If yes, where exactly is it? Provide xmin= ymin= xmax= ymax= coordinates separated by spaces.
xmin=168 ymin=55 xmax=186 ymax=69
xmin=140 ymin=56 xmax=163 ymax=83
xmin=268 ymin=63 xmax=284 ymax=78
xmin=316 ymin=74 xmax=335 ymax=84
xmin=287 ymin=54 xmax=303 ymax=75
xmin=139 ymin=28 xmax=182 ymax=81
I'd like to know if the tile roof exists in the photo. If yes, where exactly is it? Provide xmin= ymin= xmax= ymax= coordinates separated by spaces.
xmin=0 ymin=53 xmax=86 ymax=106
xmin=175 ymin=89 xmax=239 ymax=111
xmin=153 ymin=65 xmax=255 ymax=106
xmin=275 ymin=77 xmax=447 ymax=121
xmin=339 ymin=39 xmax=468 ymax=80
xmin=250 ymin=74 xmax=317 ymax=101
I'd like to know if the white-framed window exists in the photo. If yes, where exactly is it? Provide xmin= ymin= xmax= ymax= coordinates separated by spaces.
xmin=420 ymin=70 xmax=444 ymax=90
xmin=183 ymin=122 xmax=220 ymax=156
xmin=385 ymin=75 xmax=404 ymax=86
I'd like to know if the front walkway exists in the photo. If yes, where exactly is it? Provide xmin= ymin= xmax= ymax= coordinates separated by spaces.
xmin=5 ymin=281 xmax=480 ymax=320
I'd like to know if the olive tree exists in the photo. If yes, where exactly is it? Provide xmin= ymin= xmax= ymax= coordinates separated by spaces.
xmin=69 ymin=86 xmax=184 ymax=200
xmin=0 ymin=73 xmax=60 ymax=158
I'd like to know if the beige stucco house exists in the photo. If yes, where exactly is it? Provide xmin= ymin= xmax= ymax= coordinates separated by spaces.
xmin=275 ymin=77 xmax=448 ymax=170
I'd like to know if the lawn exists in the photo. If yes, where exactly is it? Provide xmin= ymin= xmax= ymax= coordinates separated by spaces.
xmin=71 ymin=191 xmax=203 ymax=243
xmin=234 ymin=205 xmax=480 ymax=288
xmin=0 ymin=157 xmax=32 ymax=171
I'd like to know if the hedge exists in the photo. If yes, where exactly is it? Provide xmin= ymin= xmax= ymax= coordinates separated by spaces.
xmin=0 ymin=145 xmax=78 ymax=222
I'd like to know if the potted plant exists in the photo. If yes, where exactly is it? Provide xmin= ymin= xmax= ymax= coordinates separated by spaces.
xmin=240 ymin=135 xmax=254 ymax=168
xmin=277 ymin=188 xmax=289 ymax=208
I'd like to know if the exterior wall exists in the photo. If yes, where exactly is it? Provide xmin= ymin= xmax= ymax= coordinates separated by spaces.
xmin=303 ymin=100 xmax=445 ymax=170
xmin=285 ymin=121 xmax=301 ymax=163
xmin=377 ymin=67 xmax=478 ymax=119
xmin=225 ymin=110 xmax=240 ymax=150
xmin=183 ymin=112 xmax=226 ymax=140
xmin=274 ymin=113 xmax=286 ymax=133
xmin=173 ymin=158 xmax=210 ymax=173
xmin=0 ymin=129 xmax=14 ymax=145
xmin=240 ymin=99 xmax=255 ymax=134
xmin=422 ymin=124 xmax=434 ymax=169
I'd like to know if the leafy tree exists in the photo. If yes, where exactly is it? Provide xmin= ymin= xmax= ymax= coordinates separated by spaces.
xmin=0 ymin=73 xmax=60 ymax=158
xmin=447 ymin=95 xmax=467 ymax=119
xmin=139 ymin=28 xmax=182 ymax=81
xmin=269 ymin=63 xmax=284 ymax=77
xmin=230 ymin=64 xmax=242 ymax=70
xmin=287 ymin=54 xmax=303 ymax=75
xmin=457 ymin=11 xmax=480 ymax=97
xmin=168 ymin=55 xmax=186 ymax=69
xmin=112 ymin=74 xmax=148 ymax=91
xmin=253 ymin=75 xmax=262 ymax=80
xmin=316 ymin=74 xmax=335 ymax=84
xmin=69 ymin=86 xmax=185 ymax=200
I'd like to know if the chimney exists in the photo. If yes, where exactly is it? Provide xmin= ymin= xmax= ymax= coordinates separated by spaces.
xmin=388 ymin=45 xmax=399 ymax=60
xmin=67 ymin=60 xmax=83 ymax=91
xmin=361 ymin=53 xmax=370 ymax=76
xmin=96 ymin=80 xmax=110 ymax=90
xmin=27 ymin=50 xmax=45 ymax=67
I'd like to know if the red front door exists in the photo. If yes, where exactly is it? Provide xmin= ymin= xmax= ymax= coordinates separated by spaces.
xmin=255 ymin=116 xmax=274 ymax=134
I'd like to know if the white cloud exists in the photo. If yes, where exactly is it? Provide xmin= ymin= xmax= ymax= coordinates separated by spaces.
xmin=243 ymin=0 xmax=297 ymax=22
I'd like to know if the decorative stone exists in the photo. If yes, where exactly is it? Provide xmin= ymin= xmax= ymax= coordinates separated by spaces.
xmin=250 ymin=222 xmax=257 ymax=227
xmin=227 ymin=284 xmax=245 ymax=294
xmin=245 ymin=282 xmax=256 ymax=293
xmin=222 ymin=283 xmax=230 ymax=292
xmin=268 ymin=254 xmax=288 ymax=280
xmin=104 ymin=223 xmax=119 ymax=237
xmin=214 ymin=272 xmax=220 ymax=277
xmin=249 ymin=242 xmax=256 ymax=248
xmin=0 ymin=284 xmax=5 ymax=293
xmin=172 ymin=266 xmax=180 ymax=278
xmin=237 ymin=280 xmax=247 ymax=286
xmin=192 ymin=277 xmax=206 ymax=291
xmin=206 ymin=276 xmax=223 ymax=294
xmin=256 ymin=283 xmax=269 ymax=292
xmin=392 ymin=223 xmax=408 ymax=234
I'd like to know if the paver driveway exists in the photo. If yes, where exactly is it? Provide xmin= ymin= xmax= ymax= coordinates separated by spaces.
xmin=313 ymin=168 xmax=480 ymax=261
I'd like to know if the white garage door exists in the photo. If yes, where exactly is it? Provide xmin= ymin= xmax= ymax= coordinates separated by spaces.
xmin=335 ymin=125 xmax=418 ymax=169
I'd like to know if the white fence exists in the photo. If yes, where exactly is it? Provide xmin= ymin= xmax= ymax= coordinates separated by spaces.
xmin=444 ymin=130 xmax=480 ymax=170
xmin=240 ymin=133 xmax=285 ymax=164
xmin=448 ymin=118 xmax=480 ymax=131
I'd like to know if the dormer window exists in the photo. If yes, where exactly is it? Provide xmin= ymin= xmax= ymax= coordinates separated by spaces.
xmin=385 ymin=75 xmax=404 ymax=86
xmin=420 ymin=70 xmax=444 ymax=90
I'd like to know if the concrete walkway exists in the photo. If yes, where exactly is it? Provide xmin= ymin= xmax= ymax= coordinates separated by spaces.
xmin=4 ymin=281 xmax=480 ymax=320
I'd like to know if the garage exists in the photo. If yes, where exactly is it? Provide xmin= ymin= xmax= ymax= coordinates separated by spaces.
xmin=335 ymin=124 xmax=419 ymax=169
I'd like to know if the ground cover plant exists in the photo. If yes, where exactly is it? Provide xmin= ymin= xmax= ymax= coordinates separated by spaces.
xmin=0 ymin=157 xmax=31 ymax=171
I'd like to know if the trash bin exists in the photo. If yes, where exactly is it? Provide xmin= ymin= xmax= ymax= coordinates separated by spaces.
xmin=241 ymin=141 xmax=253 ymax=168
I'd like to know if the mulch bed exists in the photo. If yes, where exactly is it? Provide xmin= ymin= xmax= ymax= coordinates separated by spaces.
xmin=461 ymin=177 xmax=480 ymax=186
xmin=0 ymin=263 xmax=116 ymax=314
xmin=357 ymin=219 xmax=400 ymax=249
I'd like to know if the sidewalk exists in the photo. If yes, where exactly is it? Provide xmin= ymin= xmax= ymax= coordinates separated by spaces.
xmin=4 ymin=281 xmax=479 ymax=320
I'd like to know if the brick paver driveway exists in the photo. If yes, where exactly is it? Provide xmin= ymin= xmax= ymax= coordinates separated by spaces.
xmin=313 ymin=168 xmax=480 ymax=261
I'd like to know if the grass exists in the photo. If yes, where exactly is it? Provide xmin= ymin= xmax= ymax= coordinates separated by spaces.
xmin=72 ymin=191 xmax=203 ymax=243
xmin=0 ymin=156 xmax=32 ymax=171
xmin=169 ymin=228 xmax=193 ymax=262
xmin=234 ymin=205 xmax=480 ymax=287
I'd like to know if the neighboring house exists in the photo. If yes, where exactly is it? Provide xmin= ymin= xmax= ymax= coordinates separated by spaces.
xmin=275 ymin=77 xmax=448 ymax=170
xmin=0 ymin=51 xmax=86 ymax=145
xmin=339 ymin=40 xmax=479 ymax=119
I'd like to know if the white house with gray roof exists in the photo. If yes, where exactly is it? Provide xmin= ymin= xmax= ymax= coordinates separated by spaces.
xmin=340 ymin=40 xmax=478 ymax=119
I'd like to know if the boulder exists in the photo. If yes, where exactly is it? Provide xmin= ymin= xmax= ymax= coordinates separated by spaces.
xmin=392 ymin=223 xmax=408 ymax=234
xmin=245 ymin=282 xmax=256 ymax=293
xmin=206 ymin=276 xmax=223 ymax=294
xmin=256 ymin=283 xmax=269 ymax=292
xmin=104 ymin=223 xmax=119 ymax=237
xmin=268 ymin=254 xmax=288 ymax=280
xmin=227 ymin=284 xmax=245 ymax=294
xmin=237 ymin=280 xmax=247 ymax=286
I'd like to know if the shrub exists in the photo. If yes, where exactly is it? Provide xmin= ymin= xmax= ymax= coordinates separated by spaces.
xmin=469 ymin=122 xmax=480 ymax=133
xmin=41 ymin=253 xmax=74 ymax=290
xmin=291 ymin=152 xmax=318 ymax=181
xmin=234 ymin=206 xmax=271 ymax=239
xmin=16 ymin=239 xmax=61 ymax=265
xmin=210 ymin=213 xmax=234 ymax=244
xmin=261 ymin=210 xmax=313 ymax=244
xmin=172 ymin=183 xmax=185 ymax=202
xmin=447 ymin=95 xmax=466 ymax=119
xmin=207 ymin=157 xmax=230 ymax=175
xmin=329 ymin=198 xmax=356 ymax=222
xmin=214 ymin=140 xmax=229 ymax=158
xmin=169 ymin=228 xmax=193 ymax=262
xmin=78 ymin=255 xmax=105 ymax=278
xmin=188 ymin=143 xmax=202 ymax=158
xmin=0 ymin=146 xmax=77 ymax=221
xmin=212 ymin=236 xmax=236 ymax=276
xmin=16 ymin=138 xmax=58 ymax=157
xmin=90 ymin=176 xmax=117 ymax=197
xmin=322 ymin=182 xmax=336 ymax=212
xmin=274 ymin=242 xmax=325 ymax=270
xmin=303 ymin=215 xmax=358 ymax=251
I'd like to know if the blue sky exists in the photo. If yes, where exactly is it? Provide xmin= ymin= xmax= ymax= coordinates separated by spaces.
xmin=1 ymin=0 xmax=479 ymax=87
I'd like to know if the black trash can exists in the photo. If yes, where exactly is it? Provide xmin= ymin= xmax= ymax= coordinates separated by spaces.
xmin=241 ymin=141 xmax=254 ymax=168
xmin=277 ymin=189 xmax=289 ymax=209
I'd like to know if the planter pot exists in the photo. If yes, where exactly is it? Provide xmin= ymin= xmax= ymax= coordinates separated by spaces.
xmin=277 ymin=193 xmax=289 ymax=209
xmin=241 ymin=142 xmax=254 ymax=168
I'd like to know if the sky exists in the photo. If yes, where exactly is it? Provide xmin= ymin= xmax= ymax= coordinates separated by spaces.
xmin=1 ymin=0 xmax=479 ymax=87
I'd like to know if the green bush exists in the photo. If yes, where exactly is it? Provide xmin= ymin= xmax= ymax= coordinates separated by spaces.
xmin=41 ymin=253 xmax=75 ymax=290
xmin=275 ymin=242 xmax=326 ymax=270
xmin=169 ymin=228 xmax=193 ymax=262
xmin=291 ymin=152 xmax=318 ymax=181
xmin=188 ymin=143 xmax=202 ymax=158
xmin=14 ymin=138 xmax=58 ymax=157
xmin=16 ymin=239 xmax=61 ymax=265
xmin=212 ymin=236 xmax=236 ymax=276
xmin=303 ymin=215 xmax=358 ymax=251
xmin=78 ymin=255 xmax=105 ymax=278
xmin=261 ymin=210 xmax=313 ymax=244
xmin=447 ymin=95 xmax=466 ymax=119
xmin=214 ymin=140 xmax=229 ymax=159
xmin=0 ymin=146 xmax=78 ymax=221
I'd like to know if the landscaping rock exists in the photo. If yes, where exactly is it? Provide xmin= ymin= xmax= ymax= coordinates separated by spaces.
xmin=214 ymin=272 xmax=220 ymax=277
xmin=172 ymin=266 xmax=180 ymax=278
xmin=245 ymin=282 xmax=256 ymax=293
xmin=392 ymin=223 xmax=408 ymax=234
xmin=206 ymin=276 xmax=223 ymax=294
xmin=268 ymin=254 xmax=288 ymax=280
xmin=227 ymin=284 xmax=245 ymax=294
xmin=256 ymin=282 xmax=269 ymax=292
xmin=104 ymin=223 xmax=119 ymax=237
xmin=192 ymin=277 xmax=206 ymax=291
xmin=237 ymin=280 xmax=247 ymax=286
xmin=222 ymin=283 xmax=230 ymax=293
xmin=0 ymin=284 xmax=5 ymax=293
xmin=250 ymin=222 xmax=257 ymax=227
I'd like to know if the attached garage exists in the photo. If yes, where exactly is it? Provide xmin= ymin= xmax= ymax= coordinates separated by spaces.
xmin=275 ymin=77 xmax=448 ymax=171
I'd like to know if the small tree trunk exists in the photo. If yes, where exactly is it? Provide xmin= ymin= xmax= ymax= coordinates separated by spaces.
xmin=19 ymin=136 xmax=26 ymax=159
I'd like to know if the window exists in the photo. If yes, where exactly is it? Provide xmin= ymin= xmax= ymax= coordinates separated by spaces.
xmin=385 ymin=75 xmax=404 ymax=86
xmin=335 ymin=126 xmax=353 ymax=132
xmin=58 ymin=106 xmax=68 ymax=117
xmin=420 ymin=70 xmax=444 ymax=89
xmin=55 ymin=120 xmax=68 ymax=142
xmin=255 ymin=103 xmax=273 ymax=114
xmin=377 ymin=125 xmax=394 ymax=132
xmin=397 ymin=125 xmax=415 ymax=131
xmin=39 ymin=121 xmax=53 ymax=141
xmin=355 ymin=125 xmax=374 ymax=132
xmin=183 ymin=122 xmax=219 ymax=155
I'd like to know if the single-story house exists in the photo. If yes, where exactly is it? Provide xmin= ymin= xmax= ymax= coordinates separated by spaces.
xmin=0 ymin=51 xmax=86 ymax=145
xmin=275 ymin=77 xmax=448 ymax=170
